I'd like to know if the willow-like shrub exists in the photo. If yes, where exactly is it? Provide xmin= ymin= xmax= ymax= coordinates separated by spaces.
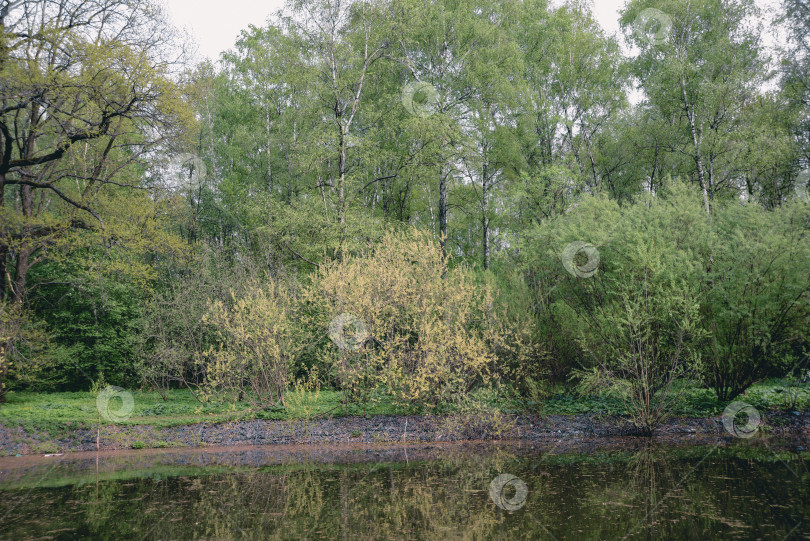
xmin=520 ymin=182 xmax=810 ymax=429
xmin=303 ymin=230 xmax=499 ymax=409
xmin=522 ymin=184 xmax=710 ymax=433
xmin=200 ymin=277 xmax=300 ymax=408
xmin=701 ymin=199 xmax=810 ymax=401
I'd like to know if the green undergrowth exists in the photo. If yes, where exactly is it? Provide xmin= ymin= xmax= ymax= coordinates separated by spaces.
xmin=507 ymin=378 xmax=810 ymax=417
xmin=0 ymin=379 xmax=807 ymax=437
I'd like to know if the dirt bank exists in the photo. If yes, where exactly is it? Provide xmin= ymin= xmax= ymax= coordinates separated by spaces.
xmin=1 ymin=411 xmax=808 ymax=456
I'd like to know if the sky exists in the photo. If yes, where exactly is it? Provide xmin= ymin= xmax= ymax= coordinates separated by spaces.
xmin=165 ymin=0 xmax=286 ymax=61
xmin=164 ymin=0 xmax=783 ymax=62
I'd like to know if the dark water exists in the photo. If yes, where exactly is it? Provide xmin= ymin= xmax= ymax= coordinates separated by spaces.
xmin=0 ymin=441 xmax=808 ymax=540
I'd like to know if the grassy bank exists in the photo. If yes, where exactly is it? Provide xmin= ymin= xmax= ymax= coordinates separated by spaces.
xmin=0 ymin=387 xmax=405 ymax=437
xmin=1 ymin=378 xmax=807 ymax=439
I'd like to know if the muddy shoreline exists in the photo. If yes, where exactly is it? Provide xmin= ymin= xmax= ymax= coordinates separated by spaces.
xmin=1 ymin=411 xmax=808 ymax=456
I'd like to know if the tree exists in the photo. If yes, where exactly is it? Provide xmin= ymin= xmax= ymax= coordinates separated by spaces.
xmin=214 ymin=27 xmax=300 ymax=267
xmin=392 ymin=0 xmax=506 ymax=256
xmin=780 ymin=0 xmax=810 ymax=191
xmin=621 ymin=0 xmax=769 ymax=214
xmin=506 ymin=1 xmax=628 ymax=236
xmin=283 ymin=0 xmax=395 ymax=257
xmin=0 ymin=0 xmax=191 ymax=400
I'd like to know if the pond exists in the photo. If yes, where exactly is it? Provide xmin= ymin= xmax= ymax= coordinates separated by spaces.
xmin=0 ymin=440 xmax=807 ymax=540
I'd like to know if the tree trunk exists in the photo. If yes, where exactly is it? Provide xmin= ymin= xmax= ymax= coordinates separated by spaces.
xmin=482 ymin=212 xmax=490 ymax=271
xmin=266 ymin=110 xmax=274 ymax=269
xmin=682 ymin=76 xmax=712 ymax=216
xmin=0 ymin=350 xmax=6 ymax=403
xmin=337 ymin=127 xmax=347 ymax=261
xmin=567 ymin=124 xmax=587 ymax=179
xmin=0 ymin=173 xmax=6 ymax=299
xmin=266 ymin=111 xmax=274 ymax=200
xmin=482 ymin=160 xmax=490 ymax=271
xmin=438 ymin=166 xmax=448 ymax=256
xmin=12 ymin=246 xmax=32 ymax=304
xmin=339 ymin=133 xmax=346 ymax=227
xmin=13 ymin=183 xmax=34 ymax=304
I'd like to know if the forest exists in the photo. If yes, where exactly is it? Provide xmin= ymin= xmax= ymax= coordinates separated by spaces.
xmin=0 ymin=0 xmax=809 ymax=434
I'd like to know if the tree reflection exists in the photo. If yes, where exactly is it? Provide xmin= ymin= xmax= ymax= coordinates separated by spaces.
xmin=0 ymin=444 xmax=806 ymax=540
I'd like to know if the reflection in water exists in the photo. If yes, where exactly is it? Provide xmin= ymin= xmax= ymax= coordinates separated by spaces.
xmin=0 ymin=442 xmax=807 ymax=540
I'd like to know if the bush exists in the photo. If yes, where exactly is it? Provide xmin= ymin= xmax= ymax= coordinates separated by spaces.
xmin=522 ymin=184 xmax=710 ymax=432
xmin=700 ymin=200 xmax=810 ymax=401
xmin=199 ymin=276 xmax=301 ymax=408
xmin=136 ymin=250 xmax=227 ymax=397
xmin=0 ymin=301 xmax=48 ymax=401
xmin=519 ymin=184 xmax=810 ymax=421
xmin=475 ymin=265 xmax=548 ymax=397
xmin=302 ymin=229 xmax=500 ymax=410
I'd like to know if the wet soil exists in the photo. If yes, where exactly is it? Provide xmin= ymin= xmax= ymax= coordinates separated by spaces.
xmin=1 ymin=411 xmax=807 ymax=456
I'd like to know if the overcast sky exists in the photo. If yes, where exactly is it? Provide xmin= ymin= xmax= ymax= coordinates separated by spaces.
xmin=164 ymin=0 xmax=783 ymax=62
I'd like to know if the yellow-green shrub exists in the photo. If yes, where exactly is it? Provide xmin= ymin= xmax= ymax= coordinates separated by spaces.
xmin=303 ymin=229 xmax=499 ymax=409
xmin=200 ymin=277 xmax=300 ymax=408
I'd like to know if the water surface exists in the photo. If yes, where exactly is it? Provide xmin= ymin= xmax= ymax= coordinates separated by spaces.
xmin=0 ymin=440 xmax=807 ymax=540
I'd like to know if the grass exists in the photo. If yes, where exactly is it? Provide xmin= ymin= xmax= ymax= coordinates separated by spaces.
xmin=0 ymin=387 xmax=407 ymax=436
xmin=0 ymin=379 xmax=807 ymax=436
xmin=0 ymin=389 xmax=250 ymax=435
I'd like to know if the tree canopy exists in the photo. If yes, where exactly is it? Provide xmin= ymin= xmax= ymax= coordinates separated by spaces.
xmin=1 ymin=0 xmax=807 ymax=414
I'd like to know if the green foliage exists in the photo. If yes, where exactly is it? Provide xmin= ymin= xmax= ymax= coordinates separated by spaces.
xmin=28 ymin=270 xmax=143 ymax=390
xmin=742 ymin=378 xmax=810 ymax=412
xmin=2 ymin=0 xmax=808 ymax=428
xmin=701 ymin=201 xmax=810 ymax=400
xmin=135 ymin=248 xmax=237 ymax=397
xmin=522 ymin=185 xmax=708 ymax=432
xmin=518 ymin=183 xmax=810 ymax=428
xmin=0 ymin=300 xmax=48 ymax=399
xmin=0 ymin=0 xmax=193 ymax=396
xmin=520 ymin=184 xmax=810 ymax=411
xmin=620 ymin=0 xmax=776 ymax=210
